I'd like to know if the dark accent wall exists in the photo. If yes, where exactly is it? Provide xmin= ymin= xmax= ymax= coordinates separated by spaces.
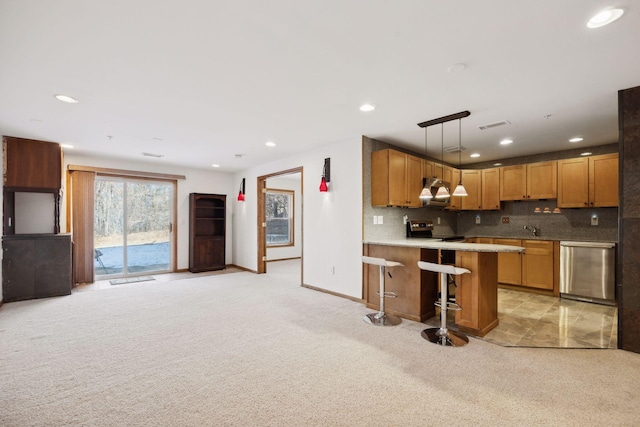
xmin=619 ymin=86 xmax=640 ymax=353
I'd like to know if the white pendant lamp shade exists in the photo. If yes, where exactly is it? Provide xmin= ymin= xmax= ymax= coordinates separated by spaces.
xmin=452 ymin=183 xmax=468 ymax=197
xmin=419 ymin=186 xmax=433 ymax=199
xmin=435 ymin=185 xmax=450 ymax=199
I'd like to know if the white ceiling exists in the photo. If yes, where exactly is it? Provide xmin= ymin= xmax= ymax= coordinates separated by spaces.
xmin=1 ymin=1 xmax=638 ymax=171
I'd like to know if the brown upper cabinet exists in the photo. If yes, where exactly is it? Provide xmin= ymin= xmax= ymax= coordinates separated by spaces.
xmin=500 ymin=161 xmax=557 ymax=201
xmin=371 ymin=149 xmax=423 ymax=207
xmin=3 ymin=136 xmax=62 ymax=192
xmin=557 ymin=153 xmax=618 ymax=208
xmin=460 ymin=168 xmax=500 ymax=210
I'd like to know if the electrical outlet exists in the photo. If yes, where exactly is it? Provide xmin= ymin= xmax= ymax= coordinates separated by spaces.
xmin=378 ymin=216 xmax=383 ymax=225
xmin=502 ymin=216 xmax=510 ymax=224
xmin=475 ymin=215 xmax=481 ymax=225
xmin=437 ymin=217 xmax=441 ymax=225
xmin=591 ymin=216 xmax=599 ymax=226
xmin=373 ymin=215 xmax=378 ymax=225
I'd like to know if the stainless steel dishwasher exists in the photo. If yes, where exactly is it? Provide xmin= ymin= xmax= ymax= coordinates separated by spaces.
xmin=560 ymin=241 xmax=616 ymax=305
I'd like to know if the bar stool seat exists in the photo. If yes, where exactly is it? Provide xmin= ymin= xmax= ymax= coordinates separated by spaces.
xmin=362 ymin=256 xmax=403 ymax=326
xmin=417 ymin=261 xmax=471 ymax=346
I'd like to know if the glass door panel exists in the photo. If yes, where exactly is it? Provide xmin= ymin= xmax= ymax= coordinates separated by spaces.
xmin=94 ymin=177 xmax=173 ymax=279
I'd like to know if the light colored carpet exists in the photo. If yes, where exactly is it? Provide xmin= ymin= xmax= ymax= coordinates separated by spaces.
xmin=1 ymin=267 xmax=639 ymax=426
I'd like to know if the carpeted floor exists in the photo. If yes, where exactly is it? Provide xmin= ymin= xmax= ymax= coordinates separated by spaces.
xmin=1 ymin=265 xmax=639 ymax=426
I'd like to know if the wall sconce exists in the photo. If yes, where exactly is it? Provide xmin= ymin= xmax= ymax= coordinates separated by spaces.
xmin=237 ymin=178 xmax=245 ymax=201
xmin=319 ymin=158 xmax=330 ymax=192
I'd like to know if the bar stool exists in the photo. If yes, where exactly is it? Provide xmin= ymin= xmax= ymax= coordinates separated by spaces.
xmin=362 ymin=256 xmax=403 ymax=326
xmin=417 ymin=261 xmax=470 ymax=347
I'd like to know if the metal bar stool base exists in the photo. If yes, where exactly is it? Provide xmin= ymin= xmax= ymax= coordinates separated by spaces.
xmin=421 ymin=328 xmax=469 ymax=347
xmin=363 ymin=312 xmax=402 ymax=326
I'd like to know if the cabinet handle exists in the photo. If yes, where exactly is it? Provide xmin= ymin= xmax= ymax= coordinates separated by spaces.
xmin=584 ymin=202 xmax=588 ymax=206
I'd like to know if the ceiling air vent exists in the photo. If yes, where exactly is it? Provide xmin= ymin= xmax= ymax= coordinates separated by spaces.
xmin=444 ymin=145 xmax=466 ymax=153
xmin=478 ymin=120 xmax=511 ymax=130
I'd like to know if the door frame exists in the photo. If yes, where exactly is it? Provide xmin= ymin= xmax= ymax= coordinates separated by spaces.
xmin=257 ymin=167 xmax=303 ymax=278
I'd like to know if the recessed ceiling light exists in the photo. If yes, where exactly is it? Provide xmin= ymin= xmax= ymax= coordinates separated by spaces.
xmin=581 ymin=152 xmax=593 ymax=156
xmin=500 ymin=139 xmax=513 ymax=145
xmin=212 ymin=164 xmax=220 ymax=168
xmin=569 ymin=137 xmax=584 ymax=143
xmin=587 ymin=8 xmax=624 ymax=28
xmin=447 ymin=63 xmax=466 ymax=73
xmin=265 ymin=141 xmax=276 ymax=147
xmin=60 ymin=143 xmax=74 ymax=149
xmin=470 ymin=153 xmax=480 ymax=158
xmin=494 ymin=163 xmax=503 ymax=166
xmin=359 ymin=104 xmax=376 ymax=112
xmin=54 ymin=94 xmax=79 ymax=103
xmin=142 ymin=152 xmax=164 ymax=158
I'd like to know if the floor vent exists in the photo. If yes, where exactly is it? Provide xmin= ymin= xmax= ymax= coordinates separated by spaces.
xmin=478 ymin=120 xmax=511 ymax=130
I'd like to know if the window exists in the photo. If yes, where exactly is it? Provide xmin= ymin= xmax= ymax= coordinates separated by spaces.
xmin=266 ymin=189 xmax=294 ymax=247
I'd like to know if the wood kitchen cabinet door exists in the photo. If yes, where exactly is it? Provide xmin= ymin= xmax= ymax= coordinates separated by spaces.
xmin=448 ymin=167 xmax=461 ymax=210
xmin=522 ymin=240 xmax=554 ymax=290
xmin=387 ymin=150 xmax=408 ymax=206
xmin=481 ymin=167 xmax=500 ymax=210
xmin=500 ymin=165 xmax=527 ymax=201
xmin=557 ymin=157 xmax=589 ymax=208
xmin=371 ymin=149 xmax=423 ymax=207
xmin=527 ymin=161 xmax=557 ymax=200
xmin=406 ymin=154 xmax=424 ymax=207
xmin=494 ymin=238 xmax=522 ymax=285
xmin=461 ymin=170 xmax=481 ymax=210
xmin=589 ymin=153 xmax=618 ymax=207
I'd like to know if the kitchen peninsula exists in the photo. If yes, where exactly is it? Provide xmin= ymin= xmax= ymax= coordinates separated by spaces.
xmin=363 ymin=239 xmax=524 ymax=337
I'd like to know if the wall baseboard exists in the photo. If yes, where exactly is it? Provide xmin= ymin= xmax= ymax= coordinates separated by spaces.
xmin=302 ymin=283 xmax=363 ymax=304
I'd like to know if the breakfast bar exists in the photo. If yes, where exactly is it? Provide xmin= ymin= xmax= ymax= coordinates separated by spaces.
xmin=363 ymin=239 xmax=524 ymax=337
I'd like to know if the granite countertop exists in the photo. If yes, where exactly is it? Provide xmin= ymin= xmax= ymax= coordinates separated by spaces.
xmin=363 ymin=238 xmax=524 ymax=253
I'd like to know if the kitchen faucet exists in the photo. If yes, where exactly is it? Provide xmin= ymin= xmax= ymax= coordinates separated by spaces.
xmin=523 ymin=225 xmax=538 ymax=237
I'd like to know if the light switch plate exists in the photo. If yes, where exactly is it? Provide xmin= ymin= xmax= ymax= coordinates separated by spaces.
xmin=475 ymin=215 xmax=481 ymax=224
xmin=591 ymin=216 xmax=599 ymax=226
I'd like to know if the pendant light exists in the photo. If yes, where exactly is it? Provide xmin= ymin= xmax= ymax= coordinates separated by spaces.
xmin=435 ymin=123 xmax=450 ymax=199
xmin=419 ymin=126 xmax=433 ymax=200
xmin=452 ymin=118 xmax=468 ymax=197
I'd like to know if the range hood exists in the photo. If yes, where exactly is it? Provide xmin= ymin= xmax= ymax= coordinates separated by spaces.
xmin=422 ymin=178 xmax=451 ymax=207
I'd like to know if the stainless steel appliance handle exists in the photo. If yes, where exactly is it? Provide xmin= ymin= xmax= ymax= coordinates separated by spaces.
xmin=560 ymin=241 xmax=615 ymax=248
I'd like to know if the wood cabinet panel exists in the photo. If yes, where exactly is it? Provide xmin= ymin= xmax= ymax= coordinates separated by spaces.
xmin=527 ymin=161 xmax=557 ymax=200
xmin=481 ymin=168 xmax=501 ymax=210
xmin=522 ymin=240 xmax=554 ymax=290
xmin=500 ymin=165 xmax=527 ymax=200
xmin=494 ymin=238 xmax=522 ymax=285
xmin=449 ymin=167 xmax=461 ymax=210
xmin=558 ymin=154 xmax=618 ymax=208
xmin=589 ymin=153 xmax=618 ymax=207
xmin=455 ymin=251 xmax=499 ymax=336
xmin=557 ymin=157 xmax=590 ymax=207
xmin=3 ymin=136 xmax=62 ymax=192
xmin=371 ymin=149 xmax=423 ymax=207
xmin=189 ymin=193 xmax=226 ymax=272
xmin=461 ymin=170 xmax=481 ymax=210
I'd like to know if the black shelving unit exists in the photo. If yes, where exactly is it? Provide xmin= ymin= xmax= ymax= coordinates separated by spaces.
xmin=189 ymin=193 xmax=226 ymax=272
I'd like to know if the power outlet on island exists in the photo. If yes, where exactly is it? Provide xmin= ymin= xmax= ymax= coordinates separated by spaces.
xmin=501 ymin=216 xmax=510 ymax=224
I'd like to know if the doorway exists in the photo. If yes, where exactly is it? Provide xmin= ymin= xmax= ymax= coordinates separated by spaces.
xmin=257 ymin=167 xmax=303 ymax=282
xmin=94 ymin=176 xmax=175 ymax=279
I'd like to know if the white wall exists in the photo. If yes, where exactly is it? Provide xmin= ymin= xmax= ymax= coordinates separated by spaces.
xmin=63 ymin=153 xmax=234 ymax=270
xmin=232 ymin=137 xmax=363 ymax=299
xmin=266 ymin=175 xmax=301 ymax=261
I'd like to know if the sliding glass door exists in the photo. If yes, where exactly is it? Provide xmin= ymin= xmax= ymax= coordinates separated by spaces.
xmin=94 ymin=176 xmax=174 ymax=279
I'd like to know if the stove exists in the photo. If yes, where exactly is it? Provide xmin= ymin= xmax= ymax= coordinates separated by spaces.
xmin=406 ymin=220 xmax=465 ymax=241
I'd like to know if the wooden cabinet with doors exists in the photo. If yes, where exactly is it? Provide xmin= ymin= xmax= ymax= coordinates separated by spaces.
xmin=522 ymin=240 xmax=555 ymax=291
xmin=494 ymin=238 xmax=523 ymax=285
xmin=557 ymin=154 xmax=618 ymax=208
xmin=2 ymin=234 xmax=72 ymax=302
xmin=481 ymin=167 xmax=501 ymax=210
xmin=189 ymin=193 xmax=226 ymax=272
xmin=460 ymin=170 xmax=482 ymax=210
xmin=500 ymin=161 xmax=557 ymax=201
xmin=371 ymin=149 xmax=423 ymax=207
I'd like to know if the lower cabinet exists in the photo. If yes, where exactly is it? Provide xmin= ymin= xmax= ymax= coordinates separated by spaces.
xmin=2 ymin=234 xmax=72 ymax=302
xmin=496 ymin=239 xmax=557 ymax=292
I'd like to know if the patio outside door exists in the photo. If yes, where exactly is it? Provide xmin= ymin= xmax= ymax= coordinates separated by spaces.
xmin=94 ymin=176 xmax=174 ymax=279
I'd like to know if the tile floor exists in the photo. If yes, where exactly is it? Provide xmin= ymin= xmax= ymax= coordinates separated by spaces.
xmin=481 ymin=288 xmax=618 ymax=348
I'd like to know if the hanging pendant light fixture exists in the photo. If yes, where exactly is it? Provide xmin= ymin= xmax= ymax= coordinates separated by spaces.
xmin=419 ymin=125 xmax=433 ymax=200
xmin=435 ymin=123 xmax=450 ymax=199
xmin=452 ymin=118 xmax=468 ymax=197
